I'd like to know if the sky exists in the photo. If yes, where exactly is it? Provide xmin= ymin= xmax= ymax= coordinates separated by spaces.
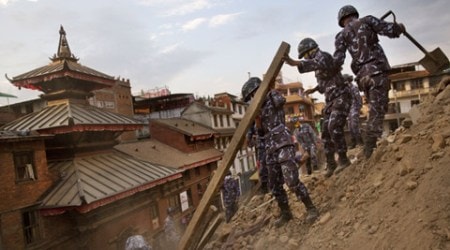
xmin=0 ymin=0 xmax=449 ymax=106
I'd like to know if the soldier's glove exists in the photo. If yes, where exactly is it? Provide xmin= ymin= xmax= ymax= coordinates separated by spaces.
xmin=398 ymin=23 xmax=406 ymax=34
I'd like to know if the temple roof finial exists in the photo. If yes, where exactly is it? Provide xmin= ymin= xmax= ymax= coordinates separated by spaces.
xmin=51 ymin=25 xmax=79 ymax=62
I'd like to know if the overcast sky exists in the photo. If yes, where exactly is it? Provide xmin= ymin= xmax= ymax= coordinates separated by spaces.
xmin=0 ymin=0 xmax=449 ymax=105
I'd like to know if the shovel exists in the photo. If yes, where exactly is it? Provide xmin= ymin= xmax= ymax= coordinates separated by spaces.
xmin=381 ymin=10 xmax=450 ymax=74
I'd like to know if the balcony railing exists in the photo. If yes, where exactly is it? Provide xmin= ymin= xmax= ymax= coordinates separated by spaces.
xmin=390 ymin=87 xmax=431 ymax=99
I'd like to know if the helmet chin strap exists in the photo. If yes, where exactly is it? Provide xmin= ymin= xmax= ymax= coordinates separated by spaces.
xmin=304 ymin=48 xmax=318 ymax=59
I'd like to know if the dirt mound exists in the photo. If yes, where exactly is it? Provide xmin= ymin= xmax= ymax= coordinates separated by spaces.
xmin=205 ymin=84 xmax=450 ymax=250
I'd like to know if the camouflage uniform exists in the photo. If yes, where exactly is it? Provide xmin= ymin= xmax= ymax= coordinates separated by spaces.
xmin=247 ymin=123 xmax=269 ymax=193
xmin=296 ymin=48 xmax=352 ymax=173
xmin=221 ymin=175 xmax=240 ymax=223
xmin=294 ymin=123 xmax=318 ymax=174
xmin=260 ymin=89 xmax=317 ymax=221
xmin=334 ymin=14 xmax=404 ymax=157
xmin=348 ymin=82 xmax=363 ymax=147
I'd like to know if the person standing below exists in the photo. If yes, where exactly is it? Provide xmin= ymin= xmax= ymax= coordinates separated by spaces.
xmin=163 ymin=207 xmax=181 ymax=249
xmin=293 ymin=121 xmax=318 ymax=175
xmin=221 ymin=171 xmax=240 ymax=223
xmin=246 ymin=122 xmax=269 ymax=194
xmin=241 ymin=77 xmax=319 ymax=227
xmin=284 ymin=38 xmax=352 ymax=178
xmin=334 ymin=5 xmax=405 ymax=158
xmin=343 ymin=74 xmax=364 ymax=149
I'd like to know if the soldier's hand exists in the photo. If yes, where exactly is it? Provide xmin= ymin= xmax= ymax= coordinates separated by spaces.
xmin=255 ymin=116 xmax=262 ymax=129
xmin=398 ymin=23 xmax=406 ymax=33
xmin=283 ymin=55 xmax=297 ymax=66
xmin=304 ymin=88 xmax=315 ymax=95
xmin=247 ymin=136 xmax=255 ymax=148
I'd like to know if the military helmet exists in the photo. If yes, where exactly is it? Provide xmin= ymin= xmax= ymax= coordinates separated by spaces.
xmin=338 ymin=5 xmax=359 ymax=27
xmin=342 ymin=73 xmax=354 ymax=82
xmin=242 ymin=77 xmax=262 ymax=102
xmin=297 ymin=38 xmax=318 ymax=59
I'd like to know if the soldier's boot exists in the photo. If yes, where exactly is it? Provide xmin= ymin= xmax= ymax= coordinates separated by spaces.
xmin=301 ymin=196 xmax=319 ymax=224
xmin=324 ymin=153 xmax=337 ymax=178
xmin=356 ymin=135 xmax=364 ymax=146
xmin=334 ymin=152 xmax=351 ymax=175
xmin=306 ymin=159 xmax=312 ymax=175
xmin=274 ymin=202 xmax=292 ymax=228
xmin=260 ymin=181 xmax=269 ymax=194
xmin=348 ymin=137 xmax=356 ymax=149
xmin=364 ymin=136 xmax=377 ymax=159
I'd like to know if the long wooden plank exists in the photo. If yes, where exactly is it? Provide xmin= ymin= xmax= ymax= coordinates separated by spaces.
xmin=178 ymin=41 xmax=290 ymax=250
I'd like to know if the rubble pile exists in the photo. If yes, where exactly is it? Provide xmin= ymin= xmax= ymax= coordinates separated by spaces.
xmin=205 ymin=83 xmax=450 ymax=249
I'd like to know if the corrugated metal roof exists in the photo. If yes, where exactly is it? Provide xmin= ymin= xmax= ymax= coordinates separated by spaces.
xmin=1 ymin=103 xmax=143 ymax=132
xmin=115 ymin=138 xmax=223 ymax=169
xmin=154 ymin=118 xmax=217 ymax=137
xmin=42 ymin=150 xmax=181 ymax=208
xmin=11 ymin=60 xmax=114 ymax=82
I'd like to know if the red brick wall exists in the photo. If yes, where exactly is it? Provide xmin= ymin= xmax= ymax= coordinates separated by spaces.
xmin=150 ymin=122 xmax=216 ymax=153
xmin=0 ymin=139 xmax=56 ymax=249
xmin=0 ymin=212 xmax=24 ymax=248
xmin=150 ymin=122 xmax=191 ymax=152
xmin=0 ymin=140 xmax=54 ymax=212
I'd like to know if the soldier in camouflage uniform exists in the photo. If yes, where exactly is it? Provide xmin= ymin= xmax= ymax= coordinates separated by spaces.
xmin=334 ymin=5 xmax=405 ymax=158
xmin=284 ymin=38 xmax=352 ymax=178
xmin=343 ymin=74 xmax=363 ymax=148
xmin=241 ymin=77 xmax=319 ymax=227
xmin=221 ymin=171 xmax=240 ymax=223
xmin=293 ymin=121 xmax=318 ymax=175
xmin=247 ymin=123 xmax=269 ymax=194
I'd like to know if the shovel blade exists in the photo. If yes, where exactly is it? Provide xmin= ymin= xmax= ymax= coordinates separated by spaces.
xmin=419 ymin=47 xmax=450 ymax=74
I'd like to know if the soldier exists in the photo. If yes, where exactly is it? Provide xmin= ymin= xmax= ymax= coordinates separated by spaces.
xmin=343 ymin=74 xmax=363 ymax=148
xmin=246 ymin=122 xmax=269 ymax=194
xmin=293 ymin=121 xmax=318 ymax=175
xmin=284 ymin=38 xmax=352 ymax=178
xmin=334 ymin=5 xmax=405 ymax=158
xmin=221 ymin=171 xmax=240 ymax=223
xmin=241 ymin=77 xmax=319 ymax=227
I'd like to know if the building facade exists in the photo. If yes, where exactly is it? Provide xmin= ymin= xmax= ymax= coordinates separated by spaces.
xmin=0 ymin=26 xmax=208 ymax=250
xmin=385 ymin=63 xmax=450 ymax=135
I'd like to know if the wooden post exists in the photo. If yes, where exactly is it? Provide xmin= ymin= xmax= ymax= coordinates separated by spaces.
xmin=178 ymin=41 xmax=290 ymax=250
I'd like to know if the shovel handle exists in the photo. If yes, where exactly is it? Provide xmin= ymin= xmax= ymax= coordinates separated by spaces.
xmin=380 ymin=10 xmax=396 ymax=22
xmin=380 ymin=10 xmax=430 ymax=56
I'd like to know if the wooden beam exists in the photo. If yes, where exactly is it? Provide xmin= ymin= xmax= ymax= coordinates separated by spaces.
xmin=195 ymin=213 xmax=223 ymax=249
xmin=178 ymin=41 xmax=290 ymax=250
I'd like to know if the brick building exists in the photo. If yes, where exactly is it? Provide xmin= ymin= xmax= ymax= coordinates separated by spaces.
xmin=0 ymin=26 xmax=200 ymax=249
xmin=0 ymin=131 xmax=54 ymax=248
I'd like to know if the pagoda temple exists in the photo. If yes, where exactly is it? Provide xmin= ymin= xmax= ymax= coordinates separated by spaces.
xmin=0 ymin=26 xmax=182 ymax=249
xmin=3 ymin=26 xmax=143 ymax=159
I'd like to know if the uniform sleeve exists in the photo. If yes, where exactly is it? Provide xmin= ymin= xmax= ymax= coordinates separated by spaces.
xmin=269 ymin=90 xmax=286 ymax=108
xmin=298 ymin=58 xmax=320 ymax=74
xmin=333 ymin=31 xmax=347 ymax=67
xmin=364 ymin=15 xmax=403 ymax=38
